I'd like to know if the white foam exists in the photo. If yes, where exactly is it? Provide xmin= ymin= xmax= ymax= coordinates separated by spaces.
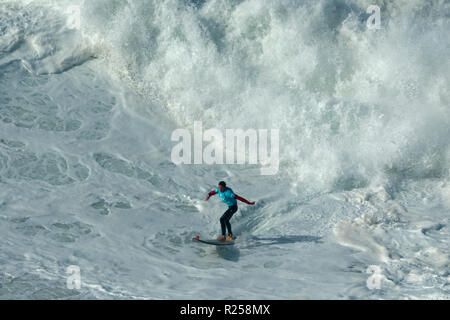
xmin=0 ymin=0 xmax=449 ymax=300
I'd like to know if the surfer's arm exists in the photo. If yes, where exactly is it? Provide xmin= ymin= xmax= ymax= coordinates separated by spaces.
xmin=205 ymin=190 xmax=216 ymax=201
xmin=235 ymin=194 xmax=255 ymax=205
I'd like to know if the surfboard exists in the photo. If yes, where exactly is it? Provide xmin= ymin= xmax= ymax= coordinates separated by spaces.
xmin=192 ymin=236 xmax=235 ymax=246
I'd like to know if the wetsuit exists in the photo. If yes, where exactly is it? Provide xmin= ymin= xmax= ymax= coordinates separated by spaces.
xmin=208 ymin=187 xmax=253 ymax=237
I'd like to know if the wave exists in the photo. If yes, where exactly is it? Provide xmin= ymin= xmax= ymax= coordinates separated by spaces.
xmin=1 ymin=0 xmax=449 ymax=299
xmin=5 ymin=0 xmax=449 ymax=194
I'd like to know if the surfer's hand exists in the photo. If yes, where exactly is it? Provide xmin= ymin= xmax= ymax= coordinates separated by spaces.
xmin=205 ymin=195 xmax=210 ymax=201
xmin=250 ymin=201 xmax=255 ymax=205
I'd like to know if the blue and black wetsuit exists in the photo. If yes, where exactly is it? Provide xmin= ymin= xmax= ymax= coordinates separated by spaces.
xmin=208 ymin=187 xmax=253 ymax=237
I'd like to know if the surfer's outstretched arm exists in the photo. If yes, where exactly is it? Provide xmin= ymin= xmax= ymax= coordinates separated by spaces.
xmin=235 ymin=194 xmax=255 ymax=205
xmin=205 ymin=190 xmax=216 ymax=201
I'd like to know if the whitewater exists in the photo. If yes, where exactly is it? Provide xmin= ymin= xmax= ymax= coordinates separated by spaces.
xmin=0 ymin=0 xmax=449 ymax=299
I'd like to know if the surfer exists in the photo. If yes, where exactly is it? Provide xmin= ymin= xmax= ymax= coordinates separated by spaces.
xmin=205 ymin=181 xmax=255 ymax=242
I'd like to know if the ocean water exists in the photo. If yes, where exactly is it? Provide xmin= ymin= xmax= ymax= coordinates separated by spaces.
xmin=0 ymin=0 xmax=449 ymax=299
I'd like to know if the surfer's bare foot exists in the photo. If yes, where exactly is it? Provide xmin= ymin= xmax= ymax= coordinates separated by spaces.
xmin=226 ymin=235 xmax=233 ymax=241
xmin=216 ymin=235 xmax=226 ymax=241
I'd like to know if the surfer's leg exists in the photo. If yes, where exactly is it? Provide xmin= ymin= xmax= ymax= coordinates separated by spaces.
xmin=220 ymin=208 xmax=231 ymax=235
xmin=219 ymin=214 xmax=227 ymax=236
xmin=225 ymin=220 xmax=232 ymax=236
xmin=220 ymin=204 xmax=237 ymax=236
xmin=224 ymin=204 xmax=238 ymax=237
xmin=218 ymin=212 xmax=228 ymax=241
